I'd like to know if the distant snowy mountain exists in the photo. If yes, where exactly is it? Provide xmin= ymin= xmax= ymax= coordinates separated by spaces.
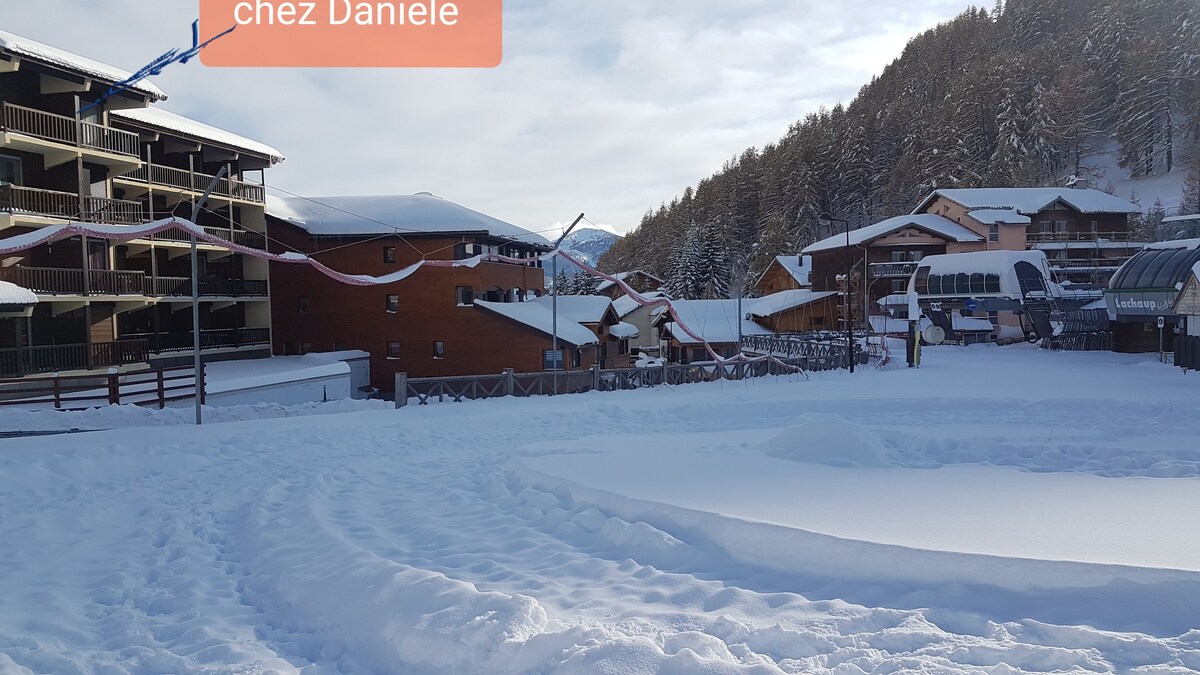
xmin=547 ymin=227 xmax=622 ymax=276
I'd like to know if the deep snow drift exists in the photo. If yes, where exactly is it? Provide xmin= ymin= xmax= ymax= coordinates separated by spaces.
xmin=2 ymin=345 xmax=1199 ymax=674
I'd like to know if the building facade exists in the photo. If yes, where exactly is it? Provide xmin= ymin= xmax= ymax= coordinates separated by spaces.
xmin=266 ymin=193 xmax=556 ymax=392
xmin=0 ymin=30 xmax=281 ymax=378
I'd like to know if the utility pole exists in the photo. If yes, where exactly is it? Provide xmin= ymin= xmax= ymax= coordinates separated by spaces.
xmin=551 ymin=213 xmax=585 ymax=395
xmin=823 ymin=215 xmax=854 ymax=373
xmin=189 ymin=166 xmax=230 ymax=424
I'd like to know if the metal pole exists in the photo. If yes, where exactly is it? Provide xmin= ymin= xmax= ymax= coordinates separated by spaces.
xmin=551 ymin=213 xmax=585 ymax=396
xmin=189 ymin=165 xmax=230 ymax=425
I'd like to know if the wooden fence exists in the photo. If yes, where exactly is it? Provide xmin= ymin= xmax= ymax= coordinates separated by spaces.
xmin=0 ymin=365 xmax=204 ymax=410
xmin=397 ymin=359 xmax=806 ymax=407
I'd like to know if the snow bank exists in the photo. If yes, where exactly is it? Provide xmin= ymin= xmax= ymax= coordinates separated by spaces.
xmin=761 ymin=413 xmax=889 ymax=468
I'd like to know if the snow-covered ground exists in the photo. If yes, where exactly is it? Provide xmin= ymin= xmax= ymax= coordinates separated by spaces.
xmin=2 ymin=345 xmax=1200 ymax=674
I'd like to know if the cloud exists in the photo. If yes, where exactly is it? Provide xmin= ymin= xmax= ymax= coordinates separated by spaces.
xmin=4 ymin=0 xmax=977 ymax=234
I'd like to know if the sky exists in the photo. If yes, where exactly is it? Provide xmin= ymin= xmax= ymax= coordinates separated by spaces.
xmin=4 ymin=1 xmax=978 ymax=237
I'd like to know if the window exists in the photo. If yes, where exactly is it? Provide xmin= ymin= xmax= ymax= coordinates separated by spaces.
xmin=891 ymin=279 xmax=907 ymax=293
xmin=543 ymin=349 xmax=564 ymax=370
xmin=691 ymin=348 xmax=708 ymax=363
xmin=383 ymin=246 xmax=396 ymax=264
xmin=0 ymin=155 xmax=22 ymax=185
xmin=1038 ymin=220 xmax=1053 ymax=233
xmin=386 ymin=294 xmax=399 ymax=312
xmin=571 ymin=349 xmax=582 ymax=368
xmin=297 ymin=295 xmax=310 ymax=313
xmin=333 ymin=341 xmax=346 ymax=351
xmin=387 ymin=341 xmax=401 ymax=359
xmin=433 ymin=341 xmax=444 ymax=359
xmin=1091 ymin=220 xmax=1099 ymax=234
xmin=453 ymin=242 xmax=478 ymax=260
xmin=1055 ymin=220 xmax=1068 ymax=233
xmin=618 ymin=339 xmax=628 ymax=355
xmin=456 ymin=286 xmax=474 ymax=306
xmin=989 ymin=224 xmax=999 ymax=242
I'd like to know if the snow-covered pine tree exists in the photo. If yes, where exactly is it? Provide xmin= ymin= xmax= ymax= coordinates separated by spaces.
xmin=553 ymin=268 xmax=572 ymax=295
xmin=571 ymin=270 xmax=601 ymax=296
xmin=698 ymin=220 xmax=731 ymax=299
xmin=664 ymin=225 xmax=704 ymax=300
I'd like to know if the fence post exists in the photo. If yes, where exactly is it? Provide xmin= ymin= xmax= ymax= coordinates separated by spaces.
xmin=107 ymin=367 xmax=119 ymax=405
xmin=591 ymin=364 xmax=600 ymax=392
xmin=660 ymin=363 xmax=668 ymax=386
xmin=199 ymin=364 xmax=206 ymax=406
xmin=394 ymin=372 xmax=407 ymax=408
xmin=53 ymin=372 xmax=61 ymax=409
xmin=503 ymin=368 xmax=514 ymax=397
xmin=157 ymin=368 xmax=165 ymax=409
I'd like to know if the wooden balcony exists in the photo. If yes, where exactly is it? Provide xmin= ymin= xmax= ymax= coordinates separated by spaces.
xmin=1025 ymin=231 xmax=1135 ymax=243
xmin=0 ymin=184 xmax=143 ymax=225
xmin=0 ymin=339 xmax=149 ymax=377
xmin=0 ymin=266 xmax=267 ymax=298
xmin=869 ymin=262 xmax=919 ymax=278
xmin=145 ymin=223 xmax=267 ymax=250
xmin=1 ymin=101 xmax=140 ymax=158
xmin=1048 ymin=258 xmax=1127 ymax=270
xmin=121 ymin=327 xmax=271 ymax=353
xmin=120 ymin=163 xmax=266 ymax=203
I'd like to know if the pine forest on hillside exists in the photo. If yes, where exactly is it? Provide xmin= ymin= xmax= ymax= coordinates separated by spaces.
xmin=599 ymin=0 xmax=1200 ymax=299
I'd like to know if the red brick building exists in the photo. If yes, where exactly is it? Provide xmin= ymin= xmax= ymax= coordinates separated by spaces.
xmin=267 ymin=193 xmax=572 ymax=392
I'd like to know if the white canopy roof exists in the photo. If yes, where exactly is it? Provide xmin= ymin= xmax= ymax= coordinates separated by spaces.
xmin=267 ymin=193 xmax=548 ymax=244
xmin=0 ymin=281 xmax=38 ymax=306
xmin=803 ymin=214 xmax=982 ymax=254
xmin=609 ymin=322 xmax=639 ymax=339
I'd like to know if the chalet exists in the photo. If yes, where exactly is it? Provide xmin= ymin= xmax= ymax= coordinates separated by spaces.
xmin=612 ymin=291 xmax=666 ymax=354
xmin=1173 ymin=261 xmax=1200 ymax=370
xmin=913 ymin=188 xmax=1142 ymax=286
xmin=266 ymin=192 xmax=551 ymax=391
xmin=1106 ymin=239 xmax=1200 ymax=353
xmin=477 ymin=295 xmax=635 ymax=371
xmin=802 ymin=214 xmax=985 ymax=329
xmin=654 ymin=291 xmax=837 ymax=363
xmin=595 ymin=270 xmax=663 ymax=299
xmin=0 ymin=29 xmax=281 ymax=378
xmin=753 ymin=255 xmax=812 ymax=295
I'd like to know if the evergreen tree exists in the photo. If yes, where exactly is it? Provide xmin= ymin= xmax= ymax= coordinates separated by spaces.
xmin=570 ymin=270 xmax=601 ymax=295
xmin=553 ymin=267 xmax=573 ymax=295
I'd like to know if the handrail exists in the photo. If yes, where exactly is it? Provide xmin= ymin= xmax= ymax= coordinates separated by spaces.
xmin=118 ymin=162 xmax=266 ymax=203
xmin=1 ymin=101 xmax=139 ymax=158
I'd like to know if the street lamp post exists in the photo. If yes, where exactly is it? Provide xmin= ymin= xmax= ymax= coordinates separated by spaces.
xmin=188 ymin=166 xmax=230 ymax=425
xmin=551 ymin=213 xmax=586 ymax=395
xmin=822 ymin=215 xmax=855 ymax=373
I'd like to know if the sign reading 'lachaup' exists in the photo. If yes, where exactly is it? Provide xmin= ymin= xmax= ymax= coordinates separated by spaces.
xmin=199 ymin=0 xmax=503 ymax=67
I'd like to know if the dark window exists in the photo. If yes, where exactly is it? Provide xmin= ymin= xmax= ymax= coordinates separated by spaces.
xmin=691 ymin=348 xmax=708 ymax=362
xmin=433 ymin=341 xmax=444 ymax=359
xmin=989 ymin=224 xmax=999 ymax=242
xmin=955 ymin=273 xmax=970 ymax=295
xmin=284 ymin=342 xmax=297 ymax=355
xmin=618 ymin=339 xmax=628 ymax=355
xmin=914 ymin=267 xmax=930 ymax=294
xmin=387 ymin=341 xmax=401 ymax=359
xmin=383 ymin=247 xmax=396 ymax=264
xmin=456 ymin=286 xmax=474 ymax=306
xmin=297 ymin=295 xmax=310 ymax=313
xmin=543 ymin=349 xmax=564 ymax=370
xmin=891 ymin=279 xmax=907 ymax=293
xmin=985 ymin=274 xmax=1001 ymax=293
xmin=485 ymin=288 xmax=503 ymax=302
xmin=970 ymin=273 xmax=985 ymax=294
xmin=333 ymin=341 xmax=346 ymax=351
xmin=0 ymin=155 xmax=22 ymax=185
xmin=572 ymin=350 xmax=582 ymax=368
xmin=386 ymin=294 xmax=399 ymax=312
xmin=453 ymin=243 xmax=478 ymax=260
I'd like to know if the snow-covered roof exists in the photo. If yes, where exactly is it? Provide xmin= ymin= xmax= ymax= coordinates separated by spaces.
xmin=1081 ymin=297 xmax=1107 ymax=311
xmin=595 ymin=271 xmax=664 ymax=293
xmin=919 ymin=188 xmax=1139 ymax=216
xmin=0 ymin=30 xmax=166 ymax=100
xmin=802 ymin=214 xmax=983 ymax=254
xmin=916 ymin=249 xmax=1052 ymax=278
xmin=1162 ymin=214 xmax=1200 ymax=223
xmin=0 ymin=280 xmax=38 ymax=306
xmin=757 ymin=255 xmax=812 ymax=286
xmin=474 ymin=301 xmax=598 ymax=346
xmin=967 ymin=209 xmax=1032 ymax=225
xmin=111 ymin=107 xmax=283 ymax=163
xmin=748 ymin=290 xmax=838 ymax=317
xmin=612 ymin=292 xmax=665 ymax=318
xmin=610 ymin=322 xmax=639 ymax=339
xmin=657 ymin=299 xmax=773 ymax=345
xmin=267 ymin=193 xmax=549 ymax=244
xmin=1145 ymin=238 xmax=1200 ymax=251
xmin=529 ymin=295 xmax=614 ymax=324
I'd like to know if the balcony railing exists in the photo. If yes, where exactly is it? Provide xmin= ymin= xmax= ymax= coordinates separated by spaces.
xmin=0 ymin=339 xmax=149 ymax=377
xmin=122 ymin=327 xmax=271 ymax=353
xmin=1 ymin=101 xmax=140 ymax=157
xmin=147 ymin=223 xmax=267 ymax=250
xmin=0 ymin=184 xmax=143 ymax=225
xmin=1026 ymin=231 xmax=1135 ymax=243
xmin=1048 ymin=258 xmax=1128 ymax=270
xmin=869 ymin=262 xmax=919 ymax=278
xmin=152 ymin=276 xmax=268 ymax=297
xmin=0 ymin=266 xmax=267 ymax=297
xmin=120 ymin=163 xmax=267 ymax=204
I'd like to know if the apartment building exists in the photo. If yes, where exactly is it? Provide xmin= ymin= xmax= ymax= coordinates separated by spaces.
xmin=0 ymin=29 xmax=282 ymax=378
